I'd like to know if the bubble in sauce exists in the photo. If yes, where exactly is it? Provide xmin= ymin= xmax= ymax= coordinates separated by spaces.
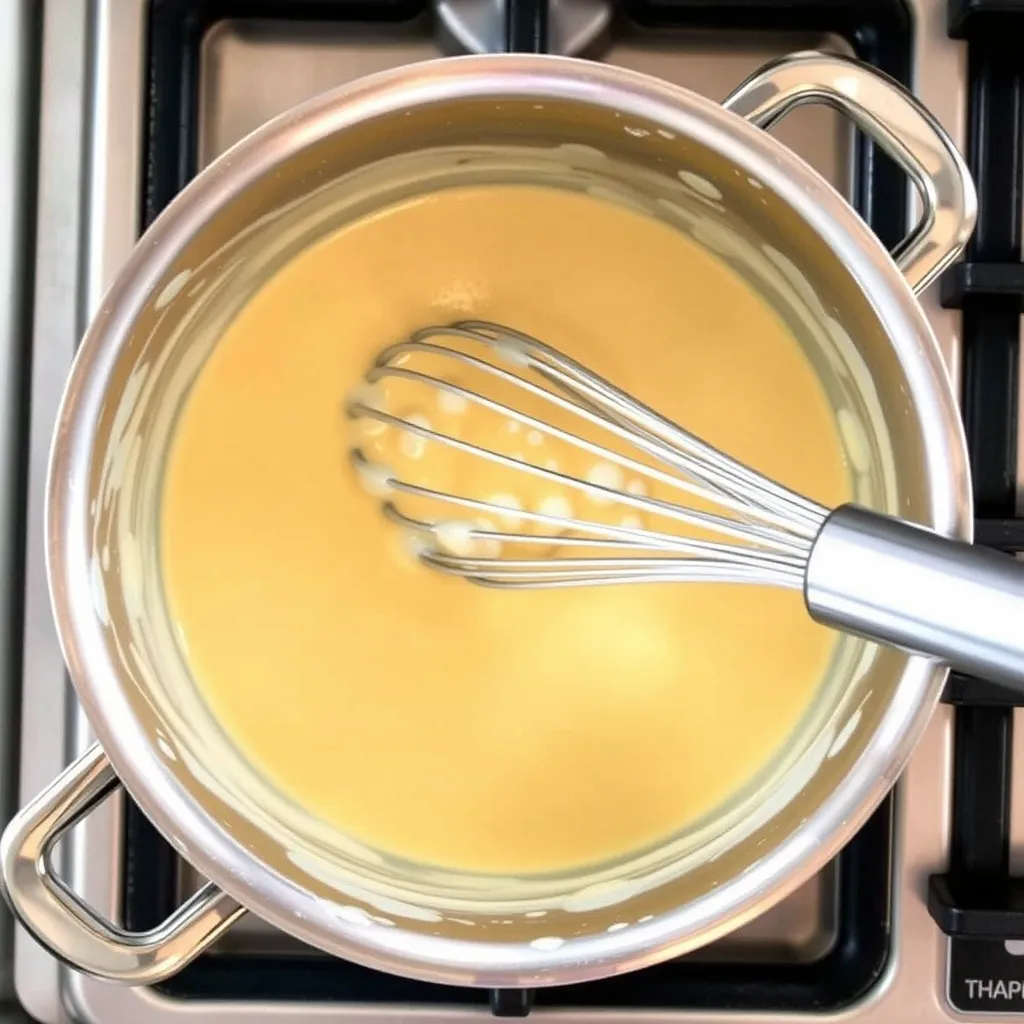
xmin=493 ymin=338 xmax=530 ymax=367
xmin=435 ymin=521 xmax=477 ymax=558
xmin=438 ymin=389 xmax=468 ymax=415
xmin=489 ymin=493 xmax=524 ymax=528
xmin=355 ymin=460 xmax=393 ymax=498
xmin=538 ymin=495 xmax=573 ymax=522
xmin=400 ymin=413 xmax=431 ymax=459
xmin=586 ymin=461 xmax=623 ymax=504
xmin=474 ymin=517 xmax=503 ymax=558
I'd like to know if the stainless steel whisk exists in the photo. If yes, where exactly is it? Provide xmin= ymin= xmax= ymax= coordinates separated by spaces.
xmin=348 ymin=320 xmax=1024 ymax=689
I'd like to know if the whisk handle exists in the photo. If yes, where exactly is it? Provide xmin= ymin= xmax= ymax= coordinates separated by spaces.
xmin=805 ymin=504 xmax=1024 ymax=690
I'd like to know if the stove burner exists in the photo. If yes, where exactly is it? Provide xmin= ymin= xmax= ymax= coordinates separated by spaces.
xmin=437 ymin=0 xmax=611 ymax=54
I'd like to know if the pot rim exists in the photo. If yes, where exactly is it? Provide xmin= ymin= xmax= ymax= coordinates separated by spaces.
xmin=45 ymin=53 xmax=970 ymax=985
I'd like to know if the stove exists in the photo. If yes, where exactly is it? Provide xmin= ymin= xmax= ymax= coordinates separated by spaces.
xmin=0 ymin=1 xmax=35 ymax=1018
xmin=2 ymin=0 xmax=1022 ymax=1021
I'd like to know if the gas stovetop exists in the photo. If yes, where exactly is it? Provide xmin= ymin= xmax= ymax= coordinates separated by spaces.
xmin=2 ymin=0 xmax=1023 ymax=1021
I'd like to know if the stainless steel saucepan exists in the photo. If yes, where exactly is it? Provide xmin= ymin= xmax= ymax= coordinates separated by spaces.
xmin=1 ymin=51 xmax=978 ymax=988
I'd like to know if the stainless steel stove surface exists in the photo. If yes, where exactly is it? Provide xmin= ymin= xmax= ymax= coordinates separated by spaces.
xmin=7 ymin=0 xmax=1024 ymax=1021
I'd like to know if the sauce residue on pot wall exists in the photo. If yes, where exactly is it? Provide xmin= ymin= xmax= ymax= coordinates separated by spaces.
xmin=160 ymin=184 xmax=850 ymax=875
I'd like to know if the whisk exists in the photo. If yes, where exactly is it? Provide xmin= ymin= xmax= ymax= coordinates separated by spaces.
xmin=347 ymin=320 xmax=1024 ymax=689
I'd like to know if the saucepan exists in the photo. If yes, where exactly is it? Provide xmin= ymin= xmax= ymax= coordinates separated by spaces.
xmin=1 ymin=51 xmax=977 ymax=987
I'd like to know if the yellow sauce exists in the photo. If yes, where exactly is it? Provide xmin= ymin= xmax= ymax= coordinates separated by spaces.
xmin=161 ymin=184 xmax=850 ymax=875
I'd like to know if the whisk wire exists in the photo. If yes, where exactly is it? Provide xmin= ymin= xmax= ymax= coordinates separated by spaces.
xmin=445 ymin=321 xmax=827 ymax=531
xmin=363 ymin=340 xmax=822 ymax=539
xmin=373 ymin=472 xmax=810 ymax=573
xmin=349 ymin=321 xmax=829 ymax=589
xmin=350 ymin=405 xmax=813 ymax=556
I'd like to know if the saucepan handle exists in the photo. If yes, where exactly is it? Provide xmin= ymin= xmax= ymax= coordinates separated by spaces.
xmin=806 ymin=504 xmax=1024 ymax=690
xmin=722 ymin=50 xmax=977 ymax=295
xmin=0 ymin=742 xmax=245 ymax=983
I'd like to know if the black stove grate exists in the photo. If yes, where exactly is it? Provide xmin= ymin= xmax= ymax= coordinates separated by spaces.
xmin=128 ymin=0 xmax=909 ymax=1013
xmin=925 ymin=0 xmax=1024 ymax=1014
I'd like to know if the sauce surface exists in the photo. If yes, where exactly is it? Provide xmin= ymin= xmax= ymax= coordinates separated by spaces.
xmin=161 ymin=184 xmax=850 ymax=874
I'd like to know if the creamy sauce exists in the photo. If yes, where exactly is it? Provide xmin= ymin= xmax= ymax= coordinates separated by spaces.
xmin=161 ymin=184 xmax=850 ymax=875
